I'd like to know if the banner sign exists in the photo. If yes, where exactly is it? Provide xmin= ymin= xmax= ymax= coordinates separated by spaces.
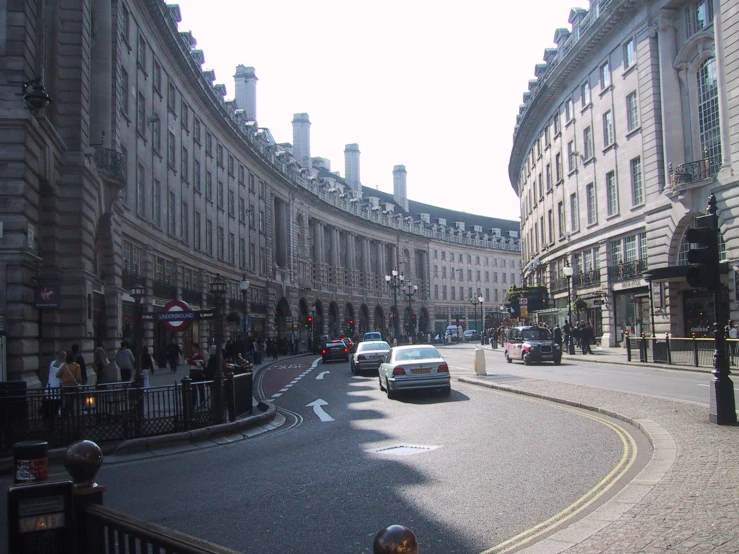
xmin=35 ymin=285 xmax=60 ymax=309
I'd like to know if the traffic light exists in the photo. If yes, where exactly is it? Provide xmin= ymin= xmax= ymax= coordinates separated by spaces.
xmin=348 ymin=319 xmax=355 ymax=333
xmin=685 ymin=214 xmax=719 ymax=290
xmin=306 ymin=316 xmax=313 ymax=328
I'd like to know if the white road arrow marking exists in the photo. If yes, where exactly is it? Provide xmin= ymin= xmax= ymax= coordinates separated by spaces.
xmin=310 ymin=358 xmax=321 ymax=369
xmin=306 ymin=399 xmax=335 ymax=422
xmin=316 ymin=371 xmax=330 ymax=380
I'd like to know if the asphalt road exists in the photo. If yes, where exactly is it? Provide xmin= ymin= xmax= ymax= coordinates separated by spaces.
xmin=88 ymin=351 xmax=651 ymax=554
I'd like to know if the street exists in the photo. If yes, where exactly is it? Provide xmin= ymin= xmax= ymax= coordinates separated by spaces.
xmin=84 ymin=346 xmax=653 ymax=553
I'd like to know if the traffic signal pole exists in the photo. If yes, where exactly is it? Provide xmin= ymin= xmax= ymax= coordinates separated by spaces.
xmin=686 ymin=194 xmax=736 ymax=425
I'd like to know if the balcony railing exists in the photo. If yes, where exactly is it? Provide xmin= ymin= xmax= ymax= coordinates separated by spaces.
xmin=153 ymin=279 xmax=177 ymax=300
xmin=573 ymin=269 xmax=600 ymax=288
xmin=550 ymin=276 xmax=570 ymax=293
xmin=92 ymin=144 xmax=125 ymax=183
xmin=608 ymin=259 xmax=648 ymax=282
xmin=122 ymin=270 xmax=141 ymax=291
xmin=670 ymin=154 xmax=721 ymax=188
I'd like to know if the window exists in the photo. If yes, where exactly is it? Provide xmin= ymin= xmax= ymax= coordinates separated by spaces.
xmin=544 ymin=124 xmax=550 ymax=147
xmin=205 ymin=132 xmax=213 ymax=157
xmin=626 ymin=92 xmax=639 ymax=131
xmin=194 ymin=211 xmax=201 ymax=251
xmin=540 ymin=216 xmax=545 ymax=246
xmin=502 ymin=273 xmax=507 ymax=284
xmin=586 ymin=183 xmax=596 ymax=225
xmin=137 ymin=34 xmax=147 ymax=70
xmin=120 ymin=4 xmax=130 ymax=43
xmin=624 ymin=235 xmax=637 ymax=262
xmin=167 ymin=191 xmax=176 ymax=236
xmin=553 ymin=109 xmax=561 ymax=135
xmin=630 ymin=156 xmax=643 ymax=205
xmin=239 ymin=238 xmax=246 ymax=269
xmin=259 ymin=211 xmax=265 ymax=233
xmin=120 ymin=69 xmax=129 ymax=114
xmin=606 ymin=171 xmax=618 ymax=216
xmin=193 ymin=118 xmax=201 ymax=144
xmin=603 ymin=111 xmax=614 ymax=147
xmin=610 ymin=240 xmax=623 ymax=264
xmin=228 ymin=233 xmax=235 ymax=264
xmin=248 ymin=172 xmax=255 ymax=192
xmin=206 ymin=219 xmax=213 ymax=255
xmin=558 ymin=201 xmax=565 ymax=237
xmin=181 ymin=147 xmax=188 ymax=181
xmin=180 ymin=101 xmax=189 ymax=130
xmin=639 ymin=232 xmax=648 ymax=261
xmin=153 ymin=61 xmax=161 ymax=94
xmin=697 ymin=58 xmax=722 ymax=161
xmin=167 ymin=82 xmax=176 ymax=114
xmin=136 ymin=163 xmax=145 ymax=217
xmin=546 ymin=164 xmax=552 ymax=191
xmin=249 ymin=244 xmax=256 ymax=271
xmin=600 ymin=61 xmax=611 ymax=89
xmin=565 ymin=98 xmax=573 ymax=122
xmin=555 ymin=153 xmax=562 ymax=182
xmin=583 ymin=127 xmax=593 ymax=159
xmin=686 ymin=0 xmax=713 ymax=37
xmin=228 ymin=155 xmax=234 ymax=177
xmin=567 ymin=141 xmax=576 ymax=172
xmin=181 ymin=201 xmax=189 ymax=243
xmin=581 ymin=81 xmax=591 ymax=107
xmin=228 ymin=190 xmax=235 ymax=217
xmin=547 ymin=210 xmax=553 ymax=244
xmin=136 ymin=92 xmax=146 ymax=136
xmin=570 ymin=193 xmax=579 ymax=232
xmin=205 ymin=171 xmax=213 ymax=201
xmin=537 ymin=173 xmax=543 ymax=198
xmin=193 ymin=159 xmax=201 ymax=192
xmin=218 ymin=181 xmax=224 ymax=209
xmin=151 ymin=116 xmax=161 ymax=153
xmin=216 ymin=144 xmax=224 ymax=167
xmin=451 ymin=287 xmax=456 ymax=301
xmin=152 ymin=179 xmax=161 ymax=226
xmin=624 ymin=38 xmax=636 ymax=69
xmin=238 ymin=165 xmax=245 ymax=185
xmin=239 ymin=198 xmax=246 ymax=223
xmin=167 ymin=132 xmax=175 ymax=169
xmin=248 ymin=206 xmax=255 ymax=229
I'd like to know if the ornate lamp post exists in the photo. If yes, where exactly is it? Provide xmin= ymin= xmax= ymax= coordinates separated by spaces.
xmin=239 ymin=274 xmax=250 ymax=353
xmin=385 ymin=269 xmax=404 ymax=343
xmin=405 ymin=282 xmax=418 ymax=341
xmin=130 ymin=281 xmax=146 ymax=384
xmin=478 ymin=294 xmax=485 ymax=345
xmin=209 ymin=273 xmax=228 ymax=423
xmin=470 ymin=295 xmax=483 ymax=342
xmin=563 ymin=262 xmax=576 ymax=355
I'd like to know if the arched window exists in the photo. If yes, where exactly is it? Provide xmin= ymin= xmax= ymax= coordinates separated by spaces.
xmin=697 ymin=57 xmax=721 ymax=161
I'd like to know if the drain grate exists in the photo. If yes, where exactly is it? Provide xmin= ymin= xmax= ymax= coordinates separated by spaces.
xmin=370 ymin=444 xmax=440 ymax=456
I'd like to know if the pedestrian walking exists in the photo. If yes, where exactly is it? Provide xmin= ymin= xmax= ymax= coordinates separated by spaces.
xmin=187 ymin=344 xmax=206 ymax=405
xmin=140 ymin=346 xmax=154 ymax=388
xmin=116 ymin=341 xmax=135 ymax=382
xmin=56 ymin=352 xmax=83 ymax=416
xmin=166 ymin=338 xmax=182 ymax=374
xmin=43 ymin=352 xmax=64 ymax=422
xmin=553 ymin=324 xmax=563 ymax=347
xmin=71 ymin=343 xmax=88 ymax=385
xmin=93 ymin=343 xmax=107 ymax=379
xmin=581 ymin=323 xmax=594 ymax=355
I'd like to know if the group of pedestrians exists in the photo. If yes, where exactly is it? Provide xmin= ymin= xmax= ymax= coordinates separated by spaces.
xmin=563 ymin=321 xmax=595 ymax=354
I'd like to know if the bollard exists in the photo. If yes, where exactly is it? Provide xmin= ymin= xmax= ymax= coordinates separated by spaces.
xmin=374 ymin=525 xmax=419 ymax=554
xmin=693 ymin=334 xmax=699 ymax=367
xmin=474 ymin=348 xmax=487 ymax=376
xmin=13 ymin=440 xmax=49 ymax=484
xmin=65 ymin=440 xmax=105 ymax=553
xmin=640 ymin=333 xmax=647 ymax=363
xmin=666 ymin=333 xmax=672 ymax=365
xmin=625 ymin=332 xmax=631 ymax=362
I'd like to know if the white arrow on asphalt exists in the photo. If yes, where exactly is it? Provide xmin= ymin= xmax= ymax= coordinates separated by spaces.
xmin=316 ymin=371 xmax=330 ymax=380
xmin=306 ymin=399 xmax=335 ymax=422
xmin=310 ymin=358 xmax=321 ymax=369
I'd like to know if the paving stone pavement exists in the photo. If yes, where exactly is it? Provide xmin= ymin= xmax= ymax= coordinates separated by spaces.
xmin=460 ymin=342 xmax=739 ymax=554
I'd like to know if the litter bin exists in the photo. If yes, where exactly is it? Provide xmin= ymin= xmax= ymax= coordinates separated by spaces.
xmin=653 ymin=341 xmax=669 ymax=363
xmin=13 ymin=440 xmax=48 ymax=483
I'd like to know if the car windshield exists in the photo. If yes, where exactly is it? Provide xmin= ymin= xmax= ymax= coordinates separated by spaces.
xmin=359 ymin=342 xmax=390 ymax=352
xmin=522 ymin=328 xmax=552 ymax=340
xmin=394 ymin=347 xmax=440 ymax=361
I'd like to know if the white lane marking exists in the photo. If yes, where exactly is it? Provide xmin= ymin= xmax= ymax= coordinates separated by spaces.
xmin=306 ymin=399 xmax=335 ymax=422
xmin=269 ymin=362 xmax=319 ymax=399
xmin=272 ymin=393 xmax=283 ymax=398
xmin=316 ymin=371 xmax=330 ymax=380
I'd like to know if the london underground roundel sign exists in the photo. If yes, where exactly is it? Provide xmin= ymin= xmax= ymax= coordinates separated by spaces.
xmin=161 ymin=300 xmax=193 ymax=331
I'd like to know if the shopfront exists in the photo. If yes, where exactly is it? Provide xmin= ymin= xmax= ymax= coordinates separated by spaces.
xmin=682 ymin=289 xmax=718 ymax=338
xmin=612 ymin=279 xmax=651 ymax=344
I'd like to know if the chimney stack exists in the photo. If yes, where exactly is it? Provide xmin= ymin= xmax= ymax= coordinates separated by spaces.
xmin=344 ymin=144 xmax=361 ymax=191
xmin=234 ymin=65 xmax=258 ymax=123
xmin=292 ymin=113 xmax=311 ymax=169
xmin=393 ymin=165 xmax=409 ymax=212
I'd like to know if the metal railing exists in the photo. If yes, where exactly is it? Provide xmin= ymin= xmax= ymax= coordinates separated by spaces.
xmin=625 ymin=333 xmax=738 ymax=368
xmin=669 ymin=154 xmax=721 ymax=188
xmin=92 ymin=145 xmax=125 ymax=182
xmin=573 ymin=269 xmax=600 ymax=288
xmin=0 ymin=373 xmax=253 ymax=454
xmin=607 ymin=259 xmax=648 ymax=282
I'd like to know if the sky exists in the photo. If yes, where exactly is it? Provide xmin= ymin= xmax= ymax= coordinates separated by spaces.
xmin=174 ymin=0 xmax=581 ymax=220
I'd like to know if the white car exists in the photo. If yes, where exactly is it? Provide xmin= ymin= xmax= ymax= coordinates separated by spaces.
xmin=351 ymin=341 xmax=391 ymax=375
xmin=378 ymin=345 xmax=451 ymax=399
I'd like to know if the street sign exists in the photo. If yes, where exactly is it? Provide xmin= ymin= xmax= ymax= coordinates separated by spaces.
xmin=519 ymin=297 xmax=528 ymax=306
xmin=161 ymin=300 xmax=192 ymax=331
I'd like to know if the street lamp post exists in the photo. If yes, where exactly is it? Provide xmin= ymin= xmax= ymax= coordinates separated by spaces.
xmin=385 ymin=269 xmax=404 ymax=343
xmin=209 ymin=273 xmax=228 ymax=424
xmin=130 ymin=281 xmax=146 ymax=385
xmin=405 ymin=282 xmax=418 ymax=342
xmin=470 ymin=295 xmax=483 ymax=342
xmin=478 ymin=295 xmax=485 ymax=345
xmin=563 ymin=263 xmax=575 ymax=355
xmin=239 ymin=274 xmax=250 ymax=356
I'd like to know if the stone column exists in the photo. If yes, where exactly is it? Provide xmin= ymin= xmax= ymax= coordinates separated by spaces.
xmin=90 ymin=0 xmax=112 ymax=146
xmin=657 ymin=10 xmax=685 ymax=182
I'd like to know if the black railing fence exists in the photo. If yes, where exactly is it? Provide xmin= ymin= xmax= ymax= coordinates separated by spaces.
xmin=625 ymin=334 xmax=738 ymax=368
xmin=0 ymin=373 xmax=253 ymax=454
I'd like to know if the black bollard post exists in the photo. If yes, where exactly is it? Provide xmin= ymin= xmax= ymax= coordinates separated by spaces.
xmin=181 ymin=377 xmax=193 ymax=431
xmin=625 ymin=332 xmax=631 ymax=362
xmin=65 ymin=440 xmax=105 ymax=554
xmin=373 ymin=525 xmax=419 ymax=554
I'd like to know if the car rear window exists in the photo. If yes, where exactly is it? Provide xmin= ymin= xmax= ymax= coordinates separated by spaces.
xmin=360 ymin=342 xmax=390 ymax=352
xmin=395 ymin=347 xmax=440 ymax=361
xmin=522 ymin=328 xmax=552 ymax=340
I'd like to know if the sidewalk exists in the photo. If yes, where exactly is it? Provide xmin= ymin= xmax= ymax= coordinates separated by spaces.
xmin=457 ymin=342 xmax=739 ymax=553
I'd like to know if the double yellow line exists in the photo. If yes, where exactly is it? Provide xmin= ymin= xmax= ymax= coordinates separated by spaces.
xmin=480 ymin=398 xmax=637 ymax=554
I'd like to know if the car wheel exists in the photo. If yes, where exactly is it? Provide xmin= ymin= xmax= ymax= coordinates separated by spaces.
xmin=523 ymin=352 xmax=530 ymax=365
xmin=379 ymin=375 xmax=385 ymax=391
xmin=505 ymin=351 xmax=512 ymax=363
xmin=386 ymin=379 xmax=396 ymax=399
xmin=350 ymin=360 xmax=356 ymax=374
xmin=554 ymin=356 xmax=562 ymax=365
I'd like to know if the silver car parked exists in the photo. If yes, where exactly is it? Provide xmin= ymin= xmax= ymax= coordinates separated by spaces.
xmin=351 ymin=341 xmax=391 ymax=375
xmin=378 ymin=345 xmax=451 ymax=399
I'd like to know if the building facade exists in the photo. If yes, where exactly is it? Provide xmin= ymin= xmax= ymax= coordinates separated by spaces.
xmin=510 ymin=0 xmax=738 ymax=346
xmin=0 ymin=0 xmax=520 ymax=383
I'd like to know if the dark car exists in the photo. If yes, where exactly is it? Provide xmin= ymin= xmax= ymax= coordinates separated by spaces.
xmin=503 ymin=325 xmax=562 ymax=365
xmin=321 ymin=340 xmax=349 ymax=363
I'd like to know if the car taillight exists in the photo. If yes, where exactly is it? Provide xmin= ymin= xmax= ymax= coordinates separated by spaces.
xmin=321 ymin=349 xmax=327 ymax=355
xmin=392 ymin=366 xmax=406 ymax=376
xmin=437 ymin=363 xmax=449 ymax=373
xmin=343 ymin=348 xmax=348 ymax=353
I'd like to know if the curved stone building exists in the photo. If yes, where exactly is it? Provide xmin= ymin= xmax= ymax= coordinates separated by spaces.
xmin=510 ymin=0 xmax=738 ymax=346
xmin=0 ymin=0 xmax=520 ymax=382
